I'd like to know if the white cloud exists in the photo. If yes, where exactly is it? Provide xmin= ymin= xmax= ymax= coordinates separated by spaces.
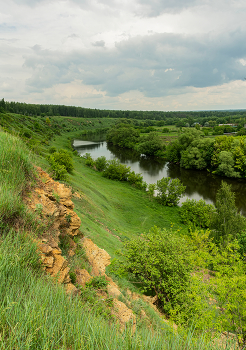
xmin=0 ymin=0 xmax=246 ymax=110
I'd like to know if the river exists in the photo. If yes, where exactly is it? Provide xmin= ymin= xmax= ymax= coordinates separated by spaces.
xmin=73 ymin=135 xmax=246 ymax=215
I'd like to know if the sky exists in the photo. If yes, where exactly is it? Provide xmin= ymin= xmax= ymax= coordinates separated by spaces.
xmin=1 ymin=0 xmax=246 ymax=111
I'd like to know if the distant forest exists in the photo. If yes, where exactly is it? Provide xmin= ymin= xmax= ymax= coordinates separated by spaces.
xmin=1 ymin=98 xmax=246 ymax=127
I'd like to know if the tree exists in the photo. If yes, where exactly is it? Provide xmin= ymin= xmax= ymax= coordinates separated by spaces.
xmin=156 ymin=177 xmax=186 ymax=206
xmin=210 ymin=181 xmax=246 ymax=243
xmin=122 ymin=227 xmax=192 ymax=315
xmin=212 ymin=240 xmax=246 ymax=349
xmin=137 ymin=132 xmax=164 ymax=157
xmin=180 ymin=199 xmax=215 ymax=228
xmin=215 ymin=151 xmax=240 ymax=178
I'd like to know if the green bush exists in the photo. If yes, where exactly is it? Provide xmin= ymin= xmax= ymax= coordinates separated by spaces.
xmin=83 ymin=153 xmax=95 ymax=167
xmin=95 ymin=156 xmax=107 ymax=171
xmin=180 ymin=199 xmax=215 ymax=229
xmin=122 ymin=226 xmax=192 ymax=316
xmin=49 ymin=149 xmax=74 ymax=173
xmin=156 ymin=177 xmax=186 ymax=206
xmin=127 ymin=171 xmax=147 ymax=190
xmin=103 ymin=159 xmax=130 ymax=181
xmin=48 ymin=156 xmax=68 ymax=181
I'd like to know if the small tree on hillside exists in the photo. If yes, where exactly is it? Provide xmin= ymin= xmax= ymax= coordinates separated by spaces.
xmin=122 ymin=227 xmax=192 ymax=316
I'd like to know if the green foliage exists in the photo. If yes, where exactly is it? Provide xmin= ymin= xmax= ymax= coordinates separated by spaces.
xmin=165 ymin=140 xmax=182 ymax=163
xmin=0 ymin=132 xmax=34 ymax=222
xmin=107 ymin=123 xmax=140 ymax=149
xmin=48 ymin=156 xmax=68 ymax=181
xmin=49 ymin=149 xmax=74 ymax=173
xmin=83 ymin=152 xmax=95 ymax=167
xmin=147 ymin=183 xmax=157 ymax=198
xmin=180 ymin=199 xmax=215 ymax=229
xmin=210 ymin=181 xmax=246 ymax=244
xmin=211 ymin=240 xmax=246 ymax=348
xmin=127 ymin=171 xmax=147 ymax=190
xmin=48 ymin=146 xmax=57 ymax=154
xmin=214 ymin=151 xmax=240 ymax=178
xmin=162 ymin=127 xmax=170 ymax=133
xmin=180 ymin=138 xmax=214 ymax=170
xmin=103 ymin=159 xmax=130 ymax=181
xmin=86 ymin=275 xmax=109 ymax=290
xmin=95 ymin=156 xmax=107 ymax=171
xmin=137 ymin=132 xmax=165 ymax=156
xmin=156 ymin=177 xmax=186 ymax=206
xmin=52 ymin=190 xmax=60 ymax=203
xmin=122 ymin=227 xmax=192 ymax=316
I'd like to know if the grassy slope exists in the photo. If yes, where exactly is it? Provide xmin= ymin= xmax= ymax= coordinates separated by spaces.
xmin=50 ymin=133 xmax=186 ymax=258
xmin=0 ymin=113 xmax=230 ymax=349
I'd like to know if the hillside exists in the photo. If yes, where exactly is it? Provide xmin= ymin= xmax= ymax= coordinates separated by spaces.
xmin=0 ymin=111 xmax=241 ymax=349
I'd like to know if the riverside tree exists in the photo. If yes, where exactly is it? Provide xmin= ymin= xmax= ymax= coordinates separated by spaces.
xmin=156 ymin=177 xmax=186 ymax=206
xmin=210 ymin=181 xmax=246 ymax=244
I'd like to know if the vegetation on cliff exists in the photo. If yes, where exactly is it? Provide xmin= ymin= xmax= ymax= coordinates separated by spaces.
xmin=1 ymin=107 xmax=246 ymax=348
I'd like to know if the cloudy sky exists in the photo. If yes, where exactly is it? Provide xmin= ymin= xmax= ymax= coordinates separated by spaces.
xmin=1 ymin=0 xmax=246 ymax=111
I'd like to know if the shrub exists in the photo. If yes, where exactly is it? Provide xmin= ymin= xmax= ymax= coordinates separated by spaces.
xmin=86 ymin=276 xmax=109 ymax=290
xmin=83 ymin=153 xmax=95 ymax=167
xmin=48 ymin=157 xmax=68 ymax=181
xmin=127 ymin=171 xmax=147 ymax=190
xmin=156 ymin=177 xmax=186 ymax=206
xmin=180 ymin=199 xmax=215 ymax=229
xmin=48 ymin=146 xmax=57 ymax=154
xmin=103 ymin=159 xmax=130 ymax=181
xmin=50 ymin=149 xmax=74 ymax=173
xmin=147 ymin=183 xmax=157 ymax=198
xmin=95 ymin=156 xmax=107 ymax=171
xmin=122 ymin=227 xmax=192 ymax=316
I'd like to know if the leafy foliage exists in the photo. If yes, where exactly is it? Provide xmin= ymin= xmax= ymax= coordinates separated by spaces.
xmin=49 ymin=149 xmax=74 ymax=173
xmin=180 ymin=199 xmax=215 ymax=229
xmin=122 ymin=227 xmax=193 ymax=316
xmin=210 ymin=181 xmax=246 ymax=244
xmin=127 ymin=171 xmax=147 ymax=190
xmin=95 ymin=156 xmax=107 ymax=171
xmin=106 ymin=123 xmax=140 ymax=149
xmin=156 ymin=177 xmax=186 ymax=206
xmin=103 ymin=159 xmax=130 ymax=181
xmin=137 ymin=132 xmax=165 ymax=156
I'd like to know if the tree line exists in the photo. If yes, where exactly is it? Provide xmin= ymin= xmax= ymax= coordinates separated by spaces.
xmin=2 ymin=98 xmax=246 ymax=127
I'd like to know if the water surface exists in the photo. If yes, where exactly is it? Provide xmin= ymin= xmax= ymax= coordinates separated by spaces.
xmin=73 ymin=137 xmax=246 ymax=215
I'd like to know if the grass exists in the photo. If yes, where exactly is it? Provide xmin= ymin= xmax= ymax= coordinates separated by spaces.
xmin=0 ymin=114 xmax=236 ymax=349
xmin=0 ymin=228 xmax=234 ymax=350
xmin=0 ymin=131 xmax=35 ymax=222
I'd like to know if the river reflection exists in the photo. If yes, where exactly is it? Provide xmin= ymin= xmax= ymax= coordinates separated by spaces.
xmin=73 ymin=139 xmax=246 ymax=216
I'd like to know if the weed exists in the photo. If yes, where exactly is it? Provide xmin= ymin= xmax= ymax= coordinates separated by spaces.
xmin=86 ymin=275 xmax=109 ymax=290
xmin=35 ymin=203 xmax=43 ymax=217
xmin=52 ymin=190 xmax=60 ymax=203
xmin=65 ymin=213 xmax=72 ymax=224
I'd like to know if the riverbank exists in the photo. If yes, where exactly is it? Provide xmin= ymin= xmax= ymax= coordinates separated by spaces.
xmin=49 ymin=133 xmax=186 ymax=258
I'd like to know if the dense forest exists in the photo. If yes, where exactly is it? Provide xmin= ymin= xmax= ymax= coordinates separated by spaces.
xmin=1 ymin=98 xmax=246 ymax=127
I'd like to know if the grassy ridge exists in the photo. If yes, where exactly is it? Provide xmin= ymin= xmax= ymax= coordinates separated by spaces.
xmin=49 ymin=132 xmax=186 ymax=257
xmin=0 ymin=112 xmax=236 ymax=349
xmin=0 ymin=130 xmax=229 ymax=350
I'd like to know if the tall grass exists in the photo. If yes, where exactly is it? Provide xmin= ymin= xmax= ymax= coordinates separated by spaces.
xmin=0 ymin=230 xmax=234 ymax=349
xmin=0 ymin=132 xmax=34 ymax=221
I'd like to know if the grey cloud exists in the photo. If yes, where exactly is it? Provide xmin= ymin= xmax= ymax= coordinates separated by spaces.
xmin=136 ymin=0 xmax=198 ymax=16
xmin=24 ymin=31 xmax=246 ymax=97
xmin=92 ymin=40 xmax=105 ymax=47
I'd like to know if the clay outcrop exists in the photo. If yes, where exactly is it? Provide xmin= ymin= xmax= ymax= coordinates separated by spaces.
xmin=25 ymin=167 xmax=81 ymax=294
